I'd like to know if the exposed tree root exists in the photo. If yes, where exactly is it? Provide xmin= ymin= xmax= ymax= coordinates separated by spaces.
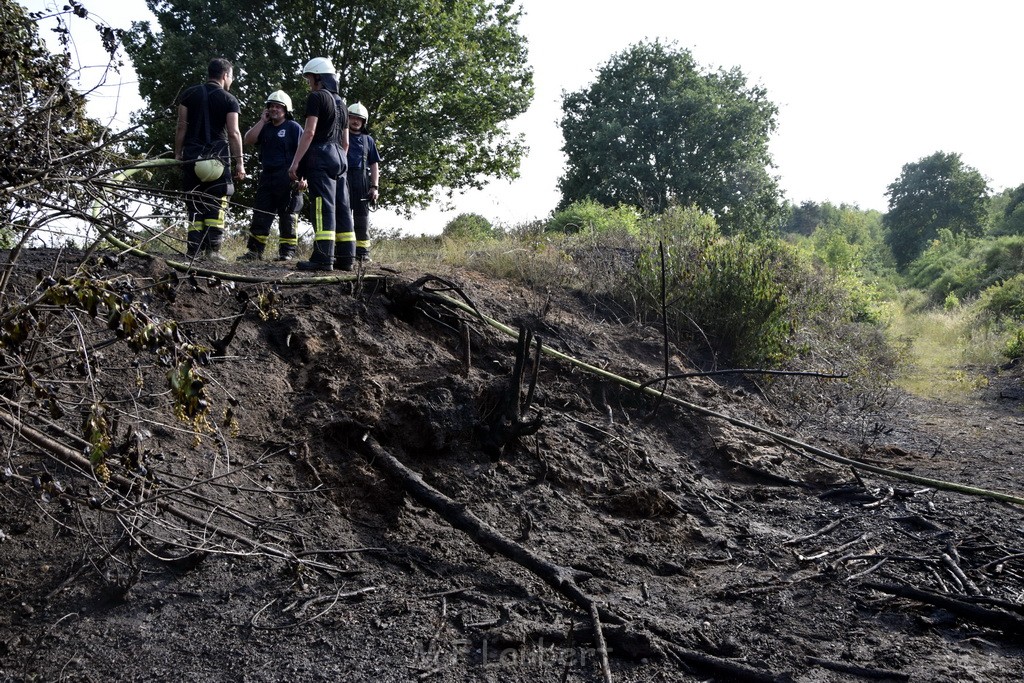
xmin=357 ymin=435 xmax=789 ymax=682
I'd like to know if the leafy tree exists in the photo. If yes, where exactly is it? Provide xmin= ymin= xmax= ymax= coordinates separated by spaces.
xmin=883 ymin=151 xmax=988 ymax=267
xmin=123 ymin=0 xmax=533 ymax=211
xmin=782 ymin=201 xmax=825 ymax=236
xmin=442 ymin=212 xmax=493 ymax=240
xmin=987 ymin=184 xmax=1024 ymax=237
xmin=558 ymin=40 xmax=783 ymax=235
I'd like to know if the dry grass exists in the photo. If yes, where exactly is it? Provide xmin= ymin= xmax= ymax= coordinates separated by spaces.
xmin=889 ymin=296 xmax=1003 ymax=400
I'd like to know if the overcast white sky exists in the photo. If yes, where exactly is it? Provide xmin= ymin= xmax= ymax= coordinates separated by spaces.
xmin=23 ymin=0 xmax=1024 ymax=233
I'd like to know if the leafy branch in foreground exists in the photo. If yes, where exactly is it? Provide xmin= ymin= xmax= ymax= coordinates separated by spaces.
xmin=1 ymin=7 xmax=350 ymax=584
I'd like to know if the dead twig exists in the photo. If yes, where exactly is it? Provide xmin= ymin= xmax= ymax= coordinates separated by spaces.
xmin=845 ymin=558 xmax=889 ymax=581
xmin=480 ymin=325 xmax=543 ymax=460
xmin=794 ymin=533 xmax=873 ymax=563
xmin=941 ymin=551 xmax=981 ymax=596
xmin=250 ymin=587 xmax=378 ymax=630
xmin=807 ymin=656 xmax=909 ymax=680
xmin=589 ymin=602 xmax=613 ymax=683
xmin=783 ymin=517 xmax=851 ymax=546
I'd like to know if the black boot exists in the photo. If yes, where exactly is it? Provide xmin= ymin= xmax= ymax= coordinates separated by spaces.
xmin=300 ymin=233 xmax=335 ymax=271
xmin=297 ymin=259 xmax=333 ymax=271
xmin=354 ymin=214 xmax=371 ymax=262
xmin=238 ymin=250 xmax=263 ymax=262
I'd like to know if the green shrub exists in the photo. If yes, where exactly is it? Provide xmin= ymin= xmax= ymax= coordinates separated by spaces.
xmin=442 ymin=213 xmax=494 ymax=241
xmin=638 ymin=204 xmax=718 ymax=242
xmin=547 ymin=199 xmax=639 ymax=235
xmin=978 ymin=274 xmax=1024 ymax=322
xmin=981 ymin=236 xmax=1024 ymax=284
xmin=905 ymin=233 xmax=1024 ymax=306
xmin=1004 ymin=327 xmax=1024 ymax=360
xmin=627 ymin=214 xmax=793 ymax=365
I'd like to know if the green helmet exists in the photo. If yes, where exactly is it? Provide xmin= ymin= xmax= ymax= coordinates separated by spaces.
xmin=348 ymin=102 xmax=369 ymax=123
xmin=194 ymin=158 xmax=225 ymax=182
xmin=266 ymin=90 xmax=292 ymax=112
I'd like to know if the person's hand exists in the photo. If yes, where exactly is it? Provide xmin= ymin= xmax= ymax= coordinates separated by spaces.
xmin=294 ymin=178 xmax=308 ymax=192
xmin=289 ymin=165 xmax=299 ymax=182
xmin=234 ymin=164 xmax=246 ymax=181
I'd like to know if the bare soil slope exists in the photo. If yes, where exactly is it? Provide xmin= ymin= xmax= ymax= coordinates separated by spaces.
xmin=2 ymin=250 xmax=1024 ymax=682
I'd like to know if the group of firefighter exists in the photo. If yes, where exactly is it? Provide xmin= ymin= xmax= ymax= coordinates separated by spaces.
xmin=174 ymin=57 xmax=381 ymax=271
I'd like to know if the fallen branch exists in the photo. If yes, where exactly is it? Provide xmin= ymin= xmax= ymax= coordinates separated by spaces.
xmin=589 ymin=602 xmax=613 ymax=683
xmin=357 ymin=436 xmax=787 ymax=682
xmin=638 ymin=368 xmax=849 ymax=391
xmin=807 ymin=656 xmax=909 ymax=681
xmin=359 ymin=436 xmax=600 ymax=616
xmin=863 ymin=580 xmax=1024 ymax=636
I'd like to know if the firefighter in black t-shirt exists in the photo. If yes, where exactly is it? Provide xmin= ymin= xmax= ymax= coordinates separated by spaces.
xmin=174 ymin=58 xmax=246 ymax=261
xmin=288 ymin=57 xmax=347 ymax=272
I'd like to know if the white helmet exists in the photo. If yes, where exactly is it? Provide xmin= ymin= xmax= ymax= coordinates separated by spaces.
xmin=348 ymin=102 xmax=369 ymax=123
xmin=194 ymin=158 xmax=225 ymax=183
xmin=302 ymin=57 xmax=335 ymax=75
xmin=266 ymin=90 xmax=292 ymax=112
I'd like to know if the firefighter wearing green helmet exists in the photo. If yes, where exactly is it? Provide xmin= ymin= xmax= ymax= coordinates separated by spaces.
xmin=344 ymin=102 xmax=382 ymax=263
xmin=239 ymin=90 xmax=304 ymax=261
xmin=174 ymin=57 xmax=245 ymax=261
xmin=288 ymin=57 xmax=351 ymax=271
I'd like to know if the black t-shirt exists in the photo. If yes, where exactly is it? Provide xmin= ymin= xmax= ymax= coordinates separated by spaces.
xmin=178 ymin=83 xmax=240 ymax=149
xmin=304 ymin=90 xmax=348 ymax=145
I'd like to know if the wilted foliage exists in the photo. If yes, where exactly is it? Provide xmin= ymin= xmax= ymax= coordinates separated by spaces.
xmin=0 ymin=2 xmax=301 ymax=575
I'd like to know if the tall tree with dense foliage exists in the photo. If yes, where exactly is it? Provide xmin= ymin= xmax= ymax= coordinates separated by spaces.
xmin=123 ymin=0 xmax=533 ymax=211
xmin=558 ymin=40 xmax=783 ymax=235
xmin=782 ymin=201 xmax=826 ymax=236
xmin=987 ymin=184 xmax=1024 ymax=237
xmin=883 ymin=151 xmax=989 ymax=267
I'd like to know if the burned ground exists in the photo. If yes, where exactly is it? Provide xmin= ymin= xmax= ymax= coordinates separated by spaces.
xmin=1 ymin=249 xmax=1023 ymax=682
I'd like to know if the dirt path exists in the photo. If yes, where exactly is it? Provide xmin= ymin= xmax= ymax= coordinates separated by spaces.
xmin=884 ymin=370 xmax=1024 ymax=495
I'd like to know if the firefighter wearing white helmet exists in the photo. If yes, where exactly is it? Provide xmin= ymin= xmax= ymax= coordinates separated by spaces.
xmin=348 ymin=102 xmax=369 ymax=123
xmin=344 ymin=102 xmax=382 ymax=263
xmin=239 ymin=89 xmax=305 ymax=262
xmin=302 ymin=57 xmax=335 ymax=75
xmin=266 ymin=90 xmax=293 ymax=117
xmin=289 ymin=57 xmax=353 ymax=271
xmin=174 ymin=57 xmax=246 ymax=261
xmin=299 ymin=57 xmax=358 ymax=270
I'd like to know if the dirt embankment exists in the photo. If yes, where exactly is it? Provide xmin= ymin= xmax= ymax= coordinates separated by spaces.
xmin=1 ymin=250 xmax=1023 ymax=682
